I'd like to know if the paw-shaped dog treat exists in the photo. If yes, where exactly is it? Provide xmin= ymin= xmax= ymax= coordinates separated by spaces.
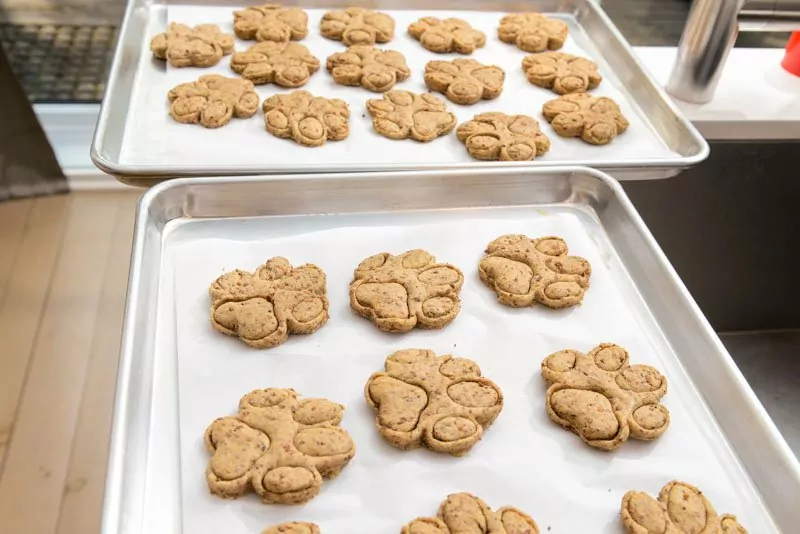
xmin=542 ymin=343 xmax=669 ymax=450
xmin=479 ymin=234 xmax=591 ymax=309
xmin=231 ymin=41 xmax=320 ymax=87
xmin=205 ymin=388 xmax=355 ymax=505
xmin=327 ymin=45 xmax=409 ymax=92
xmin=168 ymin=75 xmax=259 ymax=129
xmin=262 ymin=523 xmax=320 ymax=534
xmin=233 ymin=4 xmax=308 ymax=42
xmin=263 ymin=91 xmax=350 ymax=147
xmin=366 ymin=91 xmax=457 ymax=142
xmin=320 ymin=7 xmax=395 ymax=45
xmin=543 ymin=92 xmax=629 ymax=145
xmin=209 ymin=257 xmax=328 ymax=348
xmin=150 ymin=23 xmax=234 ymax=68
xmin=408 ymin=17 xmax=486 ymax=54
xmin=402 ymin=493 xmax=539 ymax=534
xmin=366 ymin=350 xmax=503 ymax=455
xmin=457 ymin=113 xmax=550 ymax=161
xmin=424 ymin=59 xmax=504 ymax=105
xmin=350 ymin=250 xmax=464 ymax=332
xmin=621 ymin=480 xmax=748 ymax=534
xmin=498 ymin=13 xmax=568 ymax=52
xmin=522 ymin=52 xmax=602 ymax=94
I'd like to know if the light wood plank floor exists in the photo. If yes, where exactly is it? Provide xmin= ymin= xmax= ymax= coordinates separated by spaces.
xmin=0 ymin=191 xmax=140 ymax=534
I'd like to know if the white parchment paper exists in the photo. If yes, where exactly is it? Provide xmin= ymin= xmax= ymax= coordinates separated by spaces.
xmin=118 ymin=7 xmax=679 ymax=169
xmin=170 ymin=207 xmax=774 ymax=534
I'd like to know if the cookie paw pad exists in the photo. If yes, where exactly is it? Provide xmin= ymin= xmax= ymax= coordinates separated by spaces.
xmin=402 ymin=493 xmax=539 ymax=534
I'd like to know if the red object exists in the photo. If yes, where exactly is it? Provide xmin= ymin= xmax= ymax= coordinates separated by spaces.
xmin=782 ymin=32 xmax=800 ymax=77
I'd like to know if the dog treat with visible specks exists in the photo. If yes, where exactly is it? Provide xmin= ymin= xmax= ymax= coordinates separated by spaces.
xmin=457 ymin=113 xmax=550 ymax=161
xmin=320 ymin=7 xmax=395 ymax=45
xmin=366 ymin=91 xmax=457 ymax=142
xmin=263 ymin=91 xmax=350 ymax=147
xmin=402 ymin=493 xmax=540 ymax=534
xmin=209 ymin=257 xmax=328 ymax=348
xmin=522 ymin=52 xmax=602 ymax=94
xmin=350 ymin=249 xmax=464 ymax=331
xmin=408 ymin=17 xmax=486 ymax=54
xmin=262 ymin=523 xmax=319 ymax=534
xmin=424 ymin=59 xmax=504 ymax=105
xmin=150 ymin=23 xmax=234 ymax=67
xmin=231 ymin=41 xmax=320 ymax=87
xmin=205 ymin=388 xmax=355 ymax=505
xmin=621 ymin=480 xmax=748 ymax=534
xmin=327 ymin=45 xmax=410 ymax=92
xmin=168 ymin=75 xmax=259 ymax=129
xmin=498 ymin=13 xmax=568 ymax=52
xmin=366 ymin=350 xmax=503 ymax=455
xmin=542 ymin=92 xmax=629 ymax=145
xmin=542 ymin=343 xmax=670 ymax=450
xmin=479 ymin=234 xmax=591 ymax=309
xmin=233 ymin=4 xmax=308 ymax=42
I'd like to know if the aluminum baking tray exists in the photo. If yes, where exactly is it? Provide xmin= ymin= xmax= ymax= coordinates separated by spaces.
xmin=103 ymin=167 xmax=797 ymax=534
xmin=91 ymin=0 xmax=708 ymax=187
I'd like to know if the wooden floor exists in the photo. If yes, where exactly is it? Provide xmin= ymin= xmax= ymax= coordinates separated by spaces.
xmin=0 ymin=191 xmax=140 ymax=534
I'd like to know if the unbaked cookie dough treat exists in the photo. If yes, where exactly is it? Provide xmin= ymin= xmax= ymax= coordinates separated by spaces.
xmin=350 ymin=249 xmax=464 ymax=332
xmin=424 ymin=59 xmax=504 ymax=105
xmin=479 ymin=234 xmax=591 ymax=309
xmin=457 ymin=113 xmax=550 ymax=161
xmin=327 ymin=45 xmax=409 ymax=92
xmin=205 ymin=388 xmax=355 ymax=505
xmin=320 ymin=7 xmax=395 ymax=46
xmin=263 ymin=91 xmax=349 ymax=147
xmin=209 ymin=257 xmax=328 ymax=348
xmin=150 ymin=23 xmax=234 ymax=68
xmin=262 ymin=523 xmax=320 ymax=534
xmin=408 ymin=17 xmax=486 ymax=54
xmin=366 ymin=91 xmax=457 ymax=142
xmin=233 ymin=4 xmax=308 ymax=42
xmin=621 ymin=480 xmax=748 ymax=534
xmin=522 ymin=52 xmax=602 ymax=94
xmin=402 ymin=493 xmax=539 ymax=534
xmin=366 ymin=350 xmax=503 ymax=456
xmin=542 ymin=343 xmax=669 ymax=450
xmin=498 ymin=13 xmax=568 ymax=52
xmin=231 ymin=42 xmax=320 ymax=87
xmin=543 ymin=92 xmax=629 ymax=145
xmin=168 ymin=75 xmax=259 ymax=129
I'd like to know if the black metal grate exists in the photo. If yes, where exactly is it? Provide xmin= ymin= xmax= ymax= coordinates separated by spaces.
xmin=0 ymin=23 xmax=118 ymax=103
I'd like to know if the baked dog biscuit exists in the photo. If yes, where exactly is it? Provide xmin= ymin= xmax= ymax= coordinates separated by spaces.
xmin=498 ymin=13 xmax=568 ymax=52
xmin=543 ymin=92 xmax=629 ymax=145
xmin=424 ymin=59 xmax=504 ymax=105
xmin=231 ymin=41 xmax=320 ymax=87
xmin=209 ymin=257 xmax=328 ymax=348
xmin=320 ymin=7 xmax=395 ymax=45
xmin=523 ymin=52 xmax=602 ymax=94
xmin=205 ymin=388 xmax=355 ymax=505
xmin=350 ymin=249 xmax=464 ymax=332
xmin=168 ymin=75 xmax=259 ymax=129
xmin=542 ymin=343 xmax=670 ymax=450
xmin=408 ymin=17 xmax=486 ymax=54
xmin=479 ymin=234 xmax=591 ymax=309
xmin=233 ymin=4 xmax=308 ymax=42
xmin=457 ymin=112 xmax=550 ymax=161
xmin=150 ymin=23 xmax=234 ymax=68
xmin=621 ymin=481 xmax=748 ymax=534
xmin=262 ymin=523 xmax=320 ymax=534
xmin=366 ymin=350 xmax=503 ymax=455
xmin=366 ymin=91 xmax=457 ymax=142
xmin=327 ymin=45 xmax=410 ymax=92
xmin=263 ymin=91 xmax=350 ymax=147
xmin=402 ymin=493 xmax=539 ymax=534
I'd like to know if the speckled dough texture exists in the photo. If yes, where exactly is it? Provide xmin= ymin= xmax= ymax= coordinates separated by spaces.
xmin=457 ymin=112 xmax=550 ymax=161
xmin=204 ymin=388 xmax=355 ymax=505
xmin=366 ymin=91 xmax=457 ymax=142
xmin=209 ymin=257 xmax=328 ymax=348
xmin=366 ymin=349 xmax=503 ymax=456
xmin=408 ymin=17 xmax=486 ymax=54
xmin=498 ymin=13 xmax=568 ymax=52
xmin=320 ymin=7 xmax=395 ymax=45
xmin=542 ymin=92 xmax=629 ymax=145
xmin=327 ymin=45 xmax=410 ymax=92
xmin=233 ymin=5 xmax=308 ymax=42
xmin=230 ymin=42 xmax=320 ymax=87
xmin=402 ymin=493 xmax=539 ymax=534
xmin=263 ymin=91 xmax=350 ymax=147
xmin=621 ymin=481 xmax=748 ymax=534
xmin=150 ymin=23 xmax=234 ymax=68
xmin=168 ymin=74 xmax=259 ymax=129
xmin=349 ymin=249 xmax=464 ymax=332
xmin=424 ymin=59 xmax=504 ymax=105
xmin=262 ymin=522 xmax=320 ymax=534
xmin=522 ymin=52 xmax=602 ymax=94
xmin=542 ymin=343 xmax=670 ymax=451
xmin=479 ymin=234 xmax=591 ymax=309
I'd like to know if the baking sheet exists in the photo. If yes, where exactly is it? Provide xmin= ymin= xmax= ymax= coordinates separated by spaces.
xmin=170 ymin=206 xmax=775 ymax=534
xmin=119 ymin=6 xmax=677 ymax=169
